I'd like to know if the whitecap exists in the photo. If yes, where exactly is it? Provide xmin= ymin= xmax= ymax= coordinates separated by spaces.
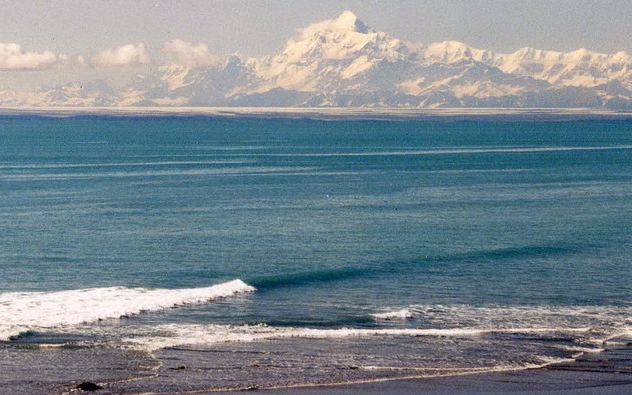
xmin=0 ymin=279 xmax=255 ymax=341
xmin=372 ymin=308 xmax=414 ymax=320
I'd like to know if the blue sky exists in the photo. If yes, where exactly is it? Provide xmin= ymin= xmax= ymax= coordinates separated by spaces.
xmin=1 ymin=0 xmax=631 ymax=89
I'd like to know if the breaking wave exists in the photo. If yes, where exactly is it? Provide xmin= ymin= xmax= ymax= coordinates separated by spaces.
xmin=0 ymin=279 xmax=255 ymax=341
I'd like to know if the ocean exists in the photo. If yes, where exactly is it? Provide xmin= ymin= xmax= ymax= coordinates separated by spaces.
xmin=1 ymin=113 xmax=631 ymax=394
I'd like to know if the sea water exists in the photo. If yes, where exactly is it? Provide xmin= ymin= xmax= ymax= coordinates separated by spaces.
xmin=1 ymin=115 xmax=631 ymax=393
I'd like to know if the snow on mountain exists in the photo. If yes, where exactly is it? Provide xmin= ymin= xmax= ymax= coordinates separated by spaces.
xmin=487 ymin=47 xmax=632 ymax=89
xmin=421 ymin=41 xmax=632 ymax=89
xmin=8 ymin=11 xmax=632 ymax=108
xmin=14 ymin=81 xmax=119 ymax=106
xmin=424 ymin=41 xmax=483 ymax=64
xmin=117 ymin=54 xmax=262 ymax=106
xmin=253 ymin=11 xmax=416 ymax=93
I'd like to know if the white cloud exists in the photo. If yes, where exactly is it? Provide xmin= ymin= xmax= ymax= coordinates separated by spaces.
xmin=92 ymin=43 xmax=151 ymax=67
xmin=163 ymin=39 xmax=219 ymax=68
xmin=0 ymin=43 xmax=60 ymax=70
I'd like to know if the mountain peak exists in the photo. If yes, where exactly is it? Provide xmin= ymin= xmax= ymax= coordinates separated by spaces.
xmin=333 ymin=11 xmax=369 ymax=33
xmin=274 ymin=11 xmax=387 ymax=66
xmin=299 ymin=11 xmax=372 ymax=39
xmin=335 ymin=11 xmax=358 ymax=25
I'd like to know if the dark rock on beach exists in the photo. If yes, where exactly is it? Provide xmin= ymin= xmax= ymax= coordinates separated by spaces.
xmin=76 ymin=381 xmax=104 ymax=391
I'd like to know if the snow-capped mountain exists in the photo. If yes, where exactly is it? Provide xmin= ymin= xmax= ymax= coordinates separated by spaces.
xmin=422 ymin=41 xmax=632 ymax=89
xmin=113 ymin=53 xmax=265 ymax=107
xmin=4 ymin=11 xmax=632 ymax=108
xmin=253 ymin=11 xmax=417 ymax=92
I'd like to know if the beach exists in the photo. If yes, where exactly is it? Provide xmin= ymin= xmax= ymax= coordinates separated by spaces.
xmin=225 ymin=370 xmax=632 ymax=395
xmin=197 ymin=346 xmax=632 ymax=395
xmin=3 ymin=342 xmax=631 ymax=394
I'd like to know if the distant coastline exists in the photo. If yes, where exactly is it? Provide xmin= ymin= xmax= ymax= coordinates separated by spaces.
xmin=1 ymin=106 xmax=632 ymax=121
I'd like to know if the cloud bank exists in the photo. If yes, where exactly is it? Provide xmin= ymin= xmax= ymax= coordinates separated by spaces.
xmin=163 ymin=39 xmax=219 ymax=68
xmin=92 ymin=43 xmax=151 ymax=67
xmin=0 ymin=43 xmax=60 ymax=70
xmin=0 ymin=40 xmax=218 ymax=73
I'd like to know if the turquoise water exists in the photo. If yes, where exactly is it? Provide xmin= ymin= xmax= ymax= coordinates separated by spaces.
xmin=1 ymin=115 xmax=631 ymax=392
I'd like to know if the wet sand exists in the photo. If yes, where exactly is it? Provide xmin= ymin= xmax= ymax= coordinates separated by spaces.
xmin=214 ymin=370 xmax=632 ymax=395
xmin=3 ymin=342 xmax=631 ymax=394
xmin=207 ymin=346 xmax=632 ymax=395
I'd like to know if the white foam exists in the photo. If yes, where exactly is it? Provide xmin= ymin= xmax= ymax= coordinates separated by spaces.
xmin=0 ymin=279 xmax=255 ymax=341
xmin=238 ymin=145 xmax=632 ymax=158
xmin=118 ymin=324 xmax=488 ymax=351
xmin=118 ymin=323 xmax=597 ymax=352
xmin=101 ymin=303 xmax=632 ymax=351
xmin=372 ymin=308 xmax=414 ymax=320
xmin=0 ymin=159 xmax=250 ymax=170
xmin=0 ymin=166 xmax=311 ymax=181
xmin=407 ymin=304 xmax=632 ymax=331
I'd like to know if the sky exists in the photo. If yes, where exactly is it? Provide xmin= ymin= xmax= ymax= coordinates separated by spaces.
xmin=1 ymin=0 xmax=631 ymax=90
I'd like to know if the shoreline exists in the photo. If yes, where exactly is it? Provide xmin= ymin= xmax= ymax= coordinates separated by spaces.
xmin=49 ymin=345 xmax=627 ymax=395
xmin=3 ymin=335 xmax=629 ymax=394
xmin=206 ymin=366 xmax=632 ymax=395
xmin=161 ymin=346 xmax=632 ymax=395
xmin=209 ymin=370 xmax=632 ymax=395
xmin=1 ymin=106 xmax=632 ymax=121
xmin=4 ymin=329 xmax=628 ymax=394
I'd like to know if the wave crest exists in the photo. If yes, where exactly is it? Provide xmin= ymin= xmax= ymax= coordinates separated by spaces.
xmin=372 ymin=308 xmax=415 ymax=321
xmin=0 ymin=279 xmax=255 ymax=341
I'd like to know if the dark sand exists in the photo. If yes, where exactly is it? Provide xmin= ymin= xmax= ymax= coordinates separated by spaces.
xmin=4 ymin=343 xmax=631 ymax=394
xmin=206 ymin=347 xmax=632 ymax=395
xmin=213 ymin=370 xmax=632 ymax=395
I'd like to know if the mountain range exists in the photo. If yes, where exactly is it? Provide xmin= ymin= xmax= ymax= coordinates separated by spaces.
xmin=3 ymin=11 xmax=632 ymax=109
